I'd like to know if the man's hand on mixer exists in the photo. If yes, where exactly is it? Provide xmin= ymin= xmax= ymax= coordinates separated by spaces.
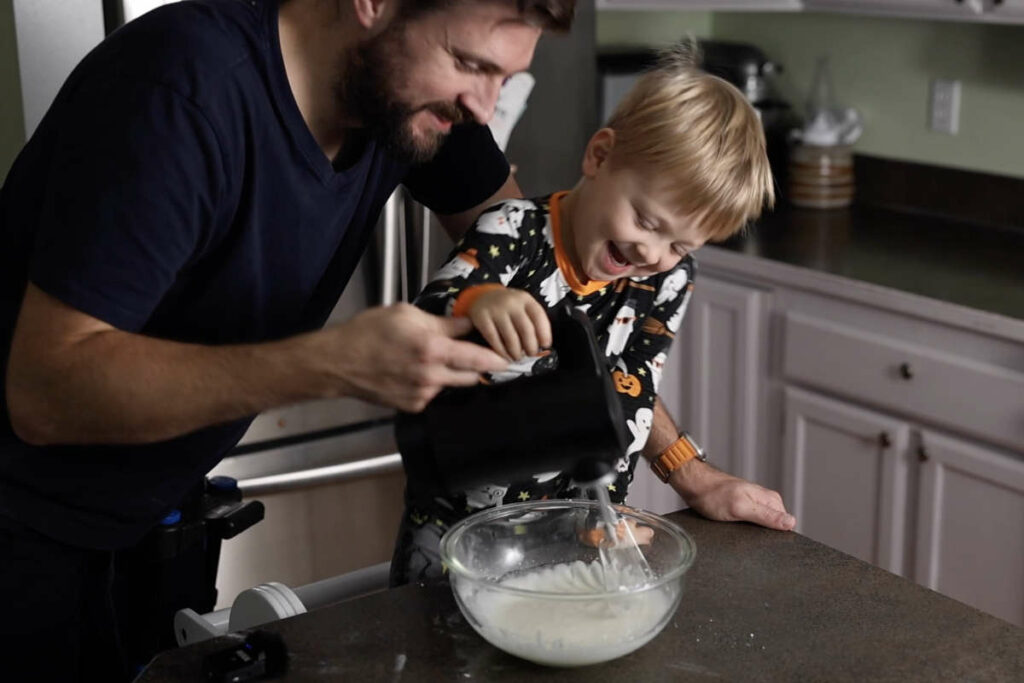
xmin=669 ymin=460 xmax=797 ymax=532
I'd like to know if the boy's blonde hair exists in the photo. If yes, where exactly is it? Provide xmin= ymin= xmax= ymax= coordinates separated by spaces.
xmin=605 ymin=41 xmax=775 ymax=241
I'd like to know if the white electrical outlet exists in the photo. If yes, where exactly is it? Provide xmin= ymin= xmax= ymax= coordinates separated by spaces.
xmin=930 ymin=79 xmax=961 ymax=135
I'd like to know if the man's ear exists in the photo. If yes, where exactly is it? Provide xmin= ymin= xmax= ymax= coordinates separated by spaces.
xmin=351 ymin=0 xmax=394 ymax=31
xmin=581 ymin=128 xmax=616 ymax=178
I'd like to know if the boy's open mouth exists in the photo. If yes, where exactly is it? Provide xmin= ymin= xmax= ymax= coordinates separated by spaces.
xmin=608 ymin=242 xmax=629 ymax=267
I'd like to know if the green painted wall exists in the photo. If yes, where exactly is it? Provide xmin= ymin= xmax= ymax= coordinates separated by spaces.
xmin=598 ymin=10 xmax=1024 ymax=179
xmin=597 ymin=10 xmax=712 ymax=47
xmin=1 ymin=0 xmax=24 ymax=182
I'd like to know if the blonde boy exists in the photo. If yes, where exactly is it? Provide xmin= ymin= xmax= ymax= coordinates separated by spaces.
xmin=391 ymin=44 xmax=775 ymax=584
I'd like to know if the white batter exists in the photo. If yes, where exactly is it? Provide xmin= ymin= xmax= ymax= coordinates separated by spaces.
xmin=455 ymin=560 xmax=680 ymax=667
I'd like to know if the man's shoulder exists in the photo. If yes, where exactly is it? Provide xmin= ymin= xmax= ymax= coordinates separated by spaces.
xmin=102 ymin=0 xmax=266 ymax=97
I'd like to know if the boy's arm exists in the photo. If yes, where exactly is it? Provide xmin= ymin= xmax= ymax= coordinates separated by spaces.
xmin=7 ymin=285 xmax=505 ymax=444
xmin=614 ymin=265 xmax=796 ymax=532
xmin=642 ymin=399 xmax=796 ymax=531
xmin=414 ymin=201 xmax=535 ymax=318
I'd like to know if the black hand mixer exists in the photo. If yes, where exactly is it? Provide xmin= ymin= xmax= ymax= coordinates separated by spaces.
xmin=395 ymin=305 xmax=627 ymax=500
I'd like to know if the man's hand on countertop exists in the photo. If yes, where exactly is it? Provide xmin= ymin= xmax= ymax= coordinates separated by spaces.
xmin=669 ymin=459 xmax=797 ymax=532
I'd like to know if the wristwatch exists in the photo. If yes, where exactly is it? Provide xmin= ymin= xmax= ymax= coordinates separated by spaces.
xmin=650 ymin=431 xmax=707 ymax=483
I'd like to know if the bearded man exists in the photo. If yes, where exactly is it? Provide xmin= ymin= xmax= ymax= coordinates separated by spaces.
xmin=0 ymin=1 xmax=569 ymax=678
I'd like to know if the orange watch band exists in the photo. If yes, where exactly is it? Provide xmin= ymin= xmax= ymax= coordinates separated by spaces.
xmin=650 ymin=432 xmax=706 ymax=483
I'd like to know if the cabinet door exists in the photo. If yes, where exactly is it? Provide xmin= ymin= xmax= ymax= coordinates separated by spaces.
xmin=783 ymin=387 xmax=911 ymax=574
xmin=677 ymin=275 xmax=768 ymax=481
xmin=987 ymin=0 xmax=1024 ymax=21
xmin=915 ymin=430 xmax=1024 ymax=627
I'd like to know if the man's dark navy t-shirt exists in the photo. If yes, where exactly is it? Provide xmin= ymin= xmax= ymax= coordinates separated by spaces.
xmin=0 ymin=0 xmax=510 ymax=549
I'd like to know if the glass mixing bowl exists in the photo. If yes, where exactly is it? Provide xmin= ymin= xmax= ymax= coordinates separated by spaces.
xmin=439 ymin=500 xmax=696 ymax=667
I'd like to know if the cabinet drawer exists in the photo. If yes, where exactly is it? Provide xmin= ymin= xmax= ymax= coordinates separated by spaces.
xmin=782 ymin=312 xmax=1024 ymax=452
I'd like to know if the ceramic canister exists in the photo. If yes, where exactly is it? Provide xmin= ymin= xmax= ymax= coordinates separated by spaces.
xmin=788 ymin=143 xmax=855 ymax=209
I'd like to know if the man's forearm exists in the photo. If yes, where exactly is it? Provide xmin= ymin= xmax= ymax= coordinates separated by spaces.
xmin=7 ymin=325 xmax=331 ymax=446
xmin=7 ymin=286 xmax=507 ymax=446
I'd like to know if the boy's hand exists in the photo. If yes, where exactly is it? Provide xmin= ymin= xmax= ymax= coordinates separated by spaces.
xmin=580 ymin=516 xmax=654 ymax=548
xmin=469 ymin=288 xmax=552 ymax=360
xmin=671 ymin=460 xmax=797 ymax=532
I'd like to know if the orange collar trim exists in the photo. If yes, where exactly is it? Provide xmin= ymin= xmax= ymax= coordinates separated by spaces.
xmin=549 ymin=191 xmax=611 ymax=297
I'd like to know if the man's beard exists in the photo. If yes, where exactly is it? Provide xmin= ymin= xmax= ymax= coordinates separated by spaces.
xmin=341 ymin=26 xmax=470 ymax=164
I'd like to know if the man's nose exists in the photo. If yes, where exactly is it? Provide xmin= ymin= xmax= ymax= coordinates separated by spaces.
xmin=459 ymin=76 xmax=503 ymax=125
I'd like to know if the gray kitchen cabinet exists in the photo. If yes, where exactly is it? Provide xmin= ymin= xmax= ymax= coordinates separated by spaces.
xmin=780 ymin=384 xmax=1024 ymax=626
xmin=776 ymin=288 xmax=1024 ymax=625
xmin=987 ymin=0 xmax=1024 ymax=20
xmin=678 ymin=274 xmax=771 ymax=482
xmin=669 ymin=244 xmax=1024 ymax=625
xmin=915 ymin=428 xmax=1024 ymax=627
xmin=780 ymin=310 xmax=1024 ymax=455
xmin=782 ymin=386 xmax=911 ymax=574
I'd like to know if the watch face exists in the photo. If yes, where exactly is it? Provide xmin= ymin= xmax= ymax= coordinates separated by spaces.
xmin=679 ymin=432 xmax=707 ymax=463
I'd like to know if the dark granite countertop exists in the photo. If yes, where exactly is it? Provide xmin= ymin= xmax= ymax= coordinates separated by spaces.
xmin=138 ymin=510 xmax=1024 ymax=681
xmin=714 ymin=203 xmax=1024 ymax=322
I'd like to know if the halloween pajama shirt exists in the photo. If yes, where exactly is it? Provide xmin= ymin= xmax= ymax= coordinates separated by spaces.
xmin=390 ymin=192 xmax=695 ymax=585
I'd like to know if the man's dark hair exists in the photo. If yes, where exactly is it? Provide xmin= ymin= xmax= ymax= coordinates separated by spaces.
xmin=397 ymin=0 xmax=576 ymax=32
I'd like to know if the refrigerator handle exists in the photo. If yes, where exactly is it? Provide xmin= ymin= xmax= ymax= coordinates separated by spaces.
xmin=419 ymin=204 xmax=433 ymax=292
xmin=380 ymin=191 xmax=400 ymax=306
xmin=236 ymin=454 xmax=403 ymax=496
xmin=383 ymin=189 xmax=437 ymax=305
xmin=397 ymin=190 xmax=409 ymax=303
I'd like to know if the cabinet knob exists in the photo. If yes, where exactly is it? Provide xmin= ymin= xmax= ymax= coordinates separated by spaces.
xmin=917 ymin=446 xmax=929 ymax=463
xmin=878 ymin=432 xmax=892 ymax=449
xmin=898 ymin=362 xmax=914 ymax=380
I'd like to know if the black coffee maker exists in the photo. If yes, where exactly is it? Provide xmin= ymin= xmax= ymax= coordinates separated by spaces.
xmin=395 ymin=305 xmax=627 ymax=501
xmin=699 ymin=40 xmax=801 ymax=197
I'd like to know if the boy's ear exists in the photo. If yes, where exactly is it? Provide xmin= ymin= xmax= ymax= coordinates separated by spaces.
xmin=351 ymin=0 xmax=394 ymax=31
xmin=581 ymin=128 xmax=616 ymax=178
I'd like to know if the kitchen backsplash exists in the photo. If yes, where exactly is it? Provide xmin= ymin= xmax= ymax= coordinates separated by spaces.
xmin=599 ymin=10 xmax=1024 ymax=181
xmin=853 ymin=154 xmax=1024 ymax=230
